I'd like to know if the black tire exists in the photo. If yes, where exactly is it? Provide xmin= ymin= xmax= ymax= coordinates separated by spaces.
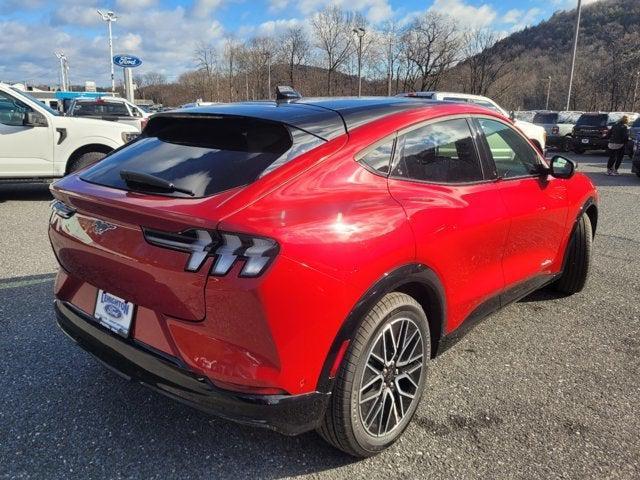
xmin=562 ymin=136 xmax=572 ymax=152
xmin=317 ymin=292 xmax=430 ymax=457
xmin=66 ymin=151 xmax=107 ymax=174
xmin=554 ymin=213 xmax=592 ymax=294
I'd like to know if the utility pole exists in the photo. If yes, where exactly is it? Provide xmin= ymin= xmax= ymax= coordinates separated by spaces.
xmin=566 ymin=0 xmax=582 ymax=110
xmin=267 ymin=55 xmax=272 ymax=100
xmin=545 ymin=76 xmax=552 ymax=110
xmin=353 ymin=27 xmax=366 ymax=97
xmin=387 ymin=31 xmax=393 ymax=96
xmin=97 ymin=10 xmax=118 ymax=93
xmin=632 ymin=71 xmax=640 ymax=111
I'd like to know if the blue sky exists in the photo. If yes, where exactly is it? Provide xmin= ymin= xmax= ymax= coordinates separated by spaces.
xmin=0 ymin=0 xmax=589 ymax=86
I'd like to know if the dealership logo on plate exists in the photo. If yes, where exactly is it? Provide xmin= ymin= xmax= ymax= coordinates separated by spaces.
xmin=104 ymin=304 xmax=122 ymax=319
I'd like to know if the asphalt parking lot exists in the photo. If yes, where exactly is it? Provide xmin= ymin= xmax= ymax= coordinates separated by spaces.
xmin=1 ymin=152 xmax=639 ymax=480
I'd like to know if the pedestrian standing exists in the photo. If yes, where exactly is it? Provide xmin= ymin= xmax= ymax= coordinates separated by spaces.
xmin=607 ymin=115 xmax=629 ymax=176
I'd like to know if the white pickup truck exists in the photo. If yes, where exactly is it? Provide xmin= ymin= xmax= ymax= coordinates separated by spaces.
xmin=0 ymin=83 xmax=139 ymax=180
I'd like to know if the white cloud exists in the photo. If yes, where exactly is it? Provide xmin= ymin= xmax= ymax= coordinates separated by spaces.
xmin=429 ymin=0 xmax=497 ymax=29
xmin=191 ymin=0 xmax=223 ymax=17
xmin=297 ymin=0 xmax=393 ymax=23
xmin=115 ymin=0 xmax=159 ymax=11
xmin=268 ymin=0 xmax=290 ymax=13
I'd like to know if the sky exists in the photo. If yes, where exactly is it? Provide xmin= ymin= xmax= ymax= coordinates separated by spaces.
xmin=0 ymin=0 xmax=592 ymax=87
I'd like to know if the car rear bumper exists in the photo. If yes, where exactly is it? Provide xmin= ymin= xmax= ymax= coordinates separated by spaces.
xmin=54 ymin=300 xmax=330 ymax=435
xmin=573 ymin=137 xmax=608 ymax=149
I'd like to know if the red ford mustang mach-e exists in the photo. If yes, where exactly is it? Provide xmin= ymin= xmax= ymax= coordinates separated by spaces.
xmin=49 ymin=97 xmax=597 ymax=457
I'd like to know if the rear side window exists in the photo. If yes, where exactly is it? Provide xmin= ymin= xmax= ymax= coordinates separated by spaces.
xmin=81 ymin=116 xmax=324 ymax=198
xmin=533 ymin=113 xmax=558 ymax=124
xmin=359 ymin=140 xmax=394 ymax=174
xmin=576 ymin=114 xmax=608 ymax=127
xmin=391 ymin=118 xmax=483 ymax=183
xmin=73 ymin=102 xmax=129 ymax=116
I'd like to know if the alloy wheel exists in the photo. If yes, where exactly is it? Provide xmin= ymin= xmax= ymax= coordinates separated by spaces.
xmin=358 ymin=317 xmax=425 ymax=437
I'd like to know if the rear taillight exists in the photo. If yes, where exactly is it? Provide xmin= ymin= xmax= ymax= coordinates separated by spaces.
xmin=551 ymin=126 xmax=559 ymax=135
xmin=143 ymin=228 xmax=278 ymax=277
xmin=601 ymin=127 xmax=611 ymax=137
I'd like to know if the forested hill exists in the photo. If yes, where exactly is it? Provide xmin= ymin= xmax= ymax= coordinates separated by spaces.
xmin=453 ymin=0 xmax=640 ymax=111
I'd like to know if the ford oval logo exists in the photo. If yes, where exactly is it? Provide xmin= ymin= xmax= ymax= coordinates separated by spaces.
xmin=104 ymin=304 xmax=122 ymax=319
xmin=113 ymin=54 xmax=142 ymax=68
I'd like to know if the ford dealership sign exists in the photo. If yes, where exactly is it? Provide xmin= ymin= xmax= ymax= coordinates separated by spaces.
xmin=113 ymin=55 xmax=142 ymax=68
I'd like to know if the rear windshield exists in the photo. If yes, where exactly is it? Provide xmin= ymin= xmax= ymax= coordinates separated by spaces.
xmin=632 ymin=117 xmax=640 ymax=128
xmin=533 ymin=112 xmax=558 ymax=124
xmin=81 ymin=115 xmax=324 ymax=198
xmin=72 ymin=101 xmax=129 ymax=116
xmin=576 ymin=114 xmax=608 ymax=127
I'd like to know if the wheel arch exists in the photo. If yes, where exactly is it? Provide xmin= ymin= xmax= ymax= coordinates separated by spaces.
xmin=316 ymin=263 xmax=447 ymax=393
xmin=65 ymin=143 xmax=113 ymax=174
xmin=584 ymin=201 xmax=598 ymax=237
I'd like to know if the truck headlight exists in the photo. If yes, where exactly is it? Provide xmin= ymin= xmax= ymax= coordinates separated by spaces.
xmin=122 ymin=132 xmax=139 ymax=143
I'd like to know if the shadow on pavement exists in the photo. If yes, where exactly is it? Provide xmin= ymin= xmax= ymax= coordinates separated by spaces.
xmin=0 ymin=182 xmax=52 ymax=202
xmin=0 ymin=275 xmax=356 ymax=479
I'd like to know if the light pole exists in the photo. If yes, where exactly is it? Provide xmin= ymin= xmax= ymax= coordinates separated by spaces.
xmin=54 ymin=51 xmax=67 ymax=91
xmin=545 ymin=76 xmax=552 ymax=110
xmin=632 ymin=71 xmax=640 ymax=111
xmin=566 ymin=0 xmax=582 ymax=110
xmin=97 ymin=10 xmax=118 ymax=93
xmin=353 ymin=27 xmax=365 ymax=97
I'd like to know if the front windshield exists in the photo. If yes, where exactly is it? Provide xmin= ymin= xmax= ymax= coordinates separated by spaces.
xmin=10 ymin=87 xmax=60 ymax=115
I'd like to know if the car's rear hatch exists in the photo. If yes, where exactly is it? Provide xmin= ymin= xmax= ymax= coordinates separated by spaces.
xmin=49 ymin=112 xmax=332 ymax=321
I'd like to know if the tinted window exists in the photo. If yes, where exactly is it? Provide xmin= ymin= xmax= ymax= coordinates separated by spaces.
xmin=360 ymin=140 xmax=394 ymax=174
xmin=576 ymin=114 xmax=608 ymax=127
xmin=533 ymin=112 xmax=558 ymax=124
xmin=391 ymin=118 xmax=483 ymax=183
xmin=478 ymin=118 xmax=540 ymax=178
xmin=73 ymin=101 xmax=129 ymax=116
xmin=0 ymin=91 xmax=32 ymax=126
xmin=632 ymin=117 xmax=640 ymax=128
xmin=81 ymin=116 xmax=324 ymax=198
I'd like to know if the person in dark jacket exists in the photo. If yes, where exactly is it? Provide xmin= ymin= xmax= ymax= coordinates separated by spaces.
xmin=607 ymin=116 xmax=629 ymax=175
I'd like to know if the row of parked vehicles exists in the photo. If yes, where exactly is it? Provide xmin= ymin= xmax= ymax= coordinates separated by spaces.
xmin=519 ymin=109 xmax=640 ymax=158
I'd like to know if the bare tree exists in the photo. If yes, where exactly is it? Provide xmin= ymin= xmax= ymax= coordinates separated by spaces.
xmin=461 ymin=29 xmax=511 ymax=96
xmin=311 ymin=5 xmax=354 ymax=95
xmin=402 ymin=12 xmax=459 ymax=92
xmin=194 ymin=41 xmax=218 ymax=101
xmin=279 ymin=26 xmax=310 ymax=87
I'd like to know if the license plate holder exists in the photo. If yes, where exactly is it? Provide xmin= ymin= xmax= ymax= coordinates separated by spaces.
xmin=581 ymin=138 xmax=589 ymax=144
xmin=94 ymin=289 xmax=135 ymax=337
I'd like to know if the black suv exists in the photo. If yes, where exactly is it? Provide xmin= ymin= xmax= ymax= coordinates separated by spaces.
xmin=572 ymin=112 xmax=637 ymax=154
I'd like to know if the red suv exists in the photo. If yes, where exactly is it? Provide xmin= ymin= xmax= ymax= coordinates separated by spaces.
xmin=49 ymin=97 xmax=598 ymax=457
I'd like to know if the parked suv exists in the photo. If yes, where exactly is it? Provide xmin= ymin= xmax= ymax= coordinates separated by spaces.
xmin=50 ymin=97 xmax=597 ymax=457
xmin=0 ymin=83 xmax=139 ymax=180
xmin=398 ymin=91 xmax=547 ymax=151
xmin=67 ymin=97 xmax=151 ymax=131
xmin=532 ymin=111 xmax=582 ymax=151
xmin=572 ymin=112 xmax=638 ymax=153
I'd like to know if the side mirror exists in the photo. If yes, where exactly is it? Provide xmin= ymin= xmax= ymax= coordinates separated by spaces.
xmin=23 ymin=111 xmax=48 ymax=127
xmin=549 ymin=155 xmax=576 ymax=179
